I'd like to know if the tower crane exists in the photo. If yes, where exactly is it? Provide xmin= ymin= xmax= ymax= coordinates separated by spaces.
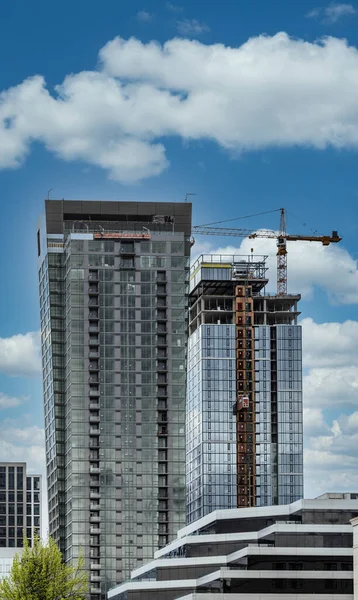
xmin=192 ymin=208 xmax=341 ymax=295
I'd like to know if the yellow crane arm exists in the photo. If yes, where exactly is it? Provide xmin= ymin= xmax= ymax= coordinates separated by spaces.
xmin=192 ymin=226 xmax=341 ymax=245
xmin=285 ymin=232 xmax=341 ymax=245
xmin=192 ymin=216 xmax=342 ymax=296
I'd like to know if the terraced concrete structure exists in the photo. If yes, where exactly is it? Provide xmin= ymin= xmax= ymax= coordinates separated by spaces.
xmin=109 ymin=492 xmax=358 ymax=600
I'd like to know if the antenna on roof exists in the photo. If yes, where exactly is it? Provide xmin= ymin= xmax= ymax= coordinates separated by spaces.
xmin=185 ymin=193 xmax=196 ymax=203
xmin=46 ymin=188 xmax=53 ymax=200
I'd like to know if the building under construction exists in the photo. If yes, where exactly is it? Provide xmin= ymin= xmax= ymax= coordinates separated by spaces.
xmin=186 ymin=254 xmax=303 ymax=524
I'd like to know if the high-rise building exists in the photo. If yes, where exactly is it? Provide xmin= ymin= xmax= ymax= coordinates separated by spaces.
xmin=0 ymin=463 xmax=41 ymax=578
xmin=186 ymin=254 xmax=303 ymax=523
xmin=37 ymin=200 xmax=192 ymax=598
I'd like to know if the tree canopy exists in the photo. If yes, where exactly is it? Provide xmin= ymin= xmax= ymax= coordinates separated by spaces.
xmin=0 ymin=536 xmax=88 ymax=600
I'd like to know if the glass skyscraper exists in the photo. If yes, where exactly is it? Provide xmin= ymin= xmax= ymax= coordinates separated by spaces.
xmin=37 ymin=200 xmax=192 ymax=598
xmin=187 ymin=254 xmax=303 ymax=524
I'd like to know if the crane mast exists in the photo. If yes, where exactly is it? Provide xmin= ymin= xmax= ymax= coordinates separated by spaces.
xmin=277 ymin=208 xmax=288 ymax=295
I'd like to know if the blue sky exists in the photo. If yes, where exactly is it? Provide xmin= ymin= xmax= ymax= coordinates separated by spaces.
xmin=1 ymin=0 xmax=358 ymax=519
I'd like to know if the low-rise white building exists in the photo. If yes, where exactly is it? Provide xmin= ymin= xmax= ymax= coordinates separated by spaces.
xmin=109 ymin=492 xmax=358 ymax=600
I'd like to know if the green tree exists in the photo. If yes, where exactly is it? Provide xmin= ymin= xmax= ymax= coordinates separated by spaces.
xmin=0 ymin=536 xmax=88 ymax=600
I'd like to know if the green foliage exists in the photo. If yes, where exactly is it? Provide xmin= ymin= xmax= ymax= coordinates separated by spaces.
xmin=0 ymin=536 xmax=88 ymax=600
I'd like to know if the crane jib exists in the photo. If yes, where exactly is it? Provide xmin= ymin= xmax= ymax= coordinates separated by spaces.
xmin=192 ymin=221 xmax=341 ymax=295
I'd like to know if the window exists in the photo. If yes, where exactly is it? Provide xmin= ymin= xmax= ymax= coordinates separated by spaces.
xmin=290 ymin=580 xmax=303 ymax=590
xmin=273 ymin=580 xmax=286 ymax=589
xmin=325 ymin=580 xmax=337 ymax=590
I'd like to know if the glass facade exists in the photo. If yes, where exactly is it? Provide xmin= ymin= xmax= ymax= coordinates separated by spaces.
xmin=187 ymin=255 xmax=303 ymax=523
xmin=255 ymin=325 xmax=303 ymax=506
xmin=186 ymin=325 xmax=237 ymax=523
xmin=276 ymin=325 xmax=303 ymax=504
xmin=37 ymin=201 xmax=192 ymax=599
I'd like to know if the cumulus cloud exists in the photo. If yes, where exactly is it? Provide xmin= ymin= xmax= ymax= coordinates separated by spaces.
xmin=3 ymin=33 xmax=358 ymax=180
xmin=304 ymin=449 xmax=358 ymax=496
xmin=0 ymin=393 xmax=27 ymax=409
xmin=303 ymin=407 xmax=328 ymax=435
xmin=0 ymin=438 xmax=45 ymax=470
xmin=306 ymin=3 xmax=356 ymax=23
xmin=136 ymin=10 xmax=153 ymax=23
xmin=0 ymin=425 xmax=45 ymax=446
xmin=166 ymin=2 xmax=183 ymax=12
xmin=176 ymin=19 xmax=210 ymax=36
xmin=0 ymin=331 xmax=41 ymax=376
xmin=305 ymin=410 xmax=358 ymax=496
xmin=302 ymin=317 xmax=358 ymax=367
xmin=300 ymin=317 xmax=358 ymax=409
xmin=304 ymin=365 xmax=358 ymax=408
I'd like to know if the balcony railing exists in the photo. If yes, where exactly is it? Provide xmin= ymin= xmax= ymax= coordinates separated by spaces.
xmin=90 ymin=492 xmax=101 ymax=500
xmin=90 ymin=466 xmax=100 ymax=474
xmin=90 ymin=586 xmax=101 ymax=594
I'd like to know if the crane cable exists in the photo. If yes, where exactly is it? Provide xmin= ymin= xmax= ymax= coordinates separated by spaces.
xmin=196 ymin=208 xmax=282 ymax=228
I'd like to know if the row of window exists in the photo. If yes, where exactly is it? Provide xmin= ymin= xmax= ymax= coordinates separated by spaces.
xmin=0 ymin=504 xmax=40 ymax=515
xmin=69 ymin=240 xmax=184 ymax=254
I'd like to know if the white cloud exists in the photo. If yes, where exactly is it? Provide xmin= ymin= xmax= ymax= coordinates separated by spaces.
xmin=176 ymin=19 xmax=210 ymax=36
xmin=304 ymin=366 xmax=358 ymax=407
xmin=306 ymin=8 xmax=321 ymax=18
xmin=304 ymin=408 xmax=358 ymax=496
xmin=0 ymin=439 xmax=45 ymax=470
xmin=303 ymin=407 xmax=328 ymax=435
xmin=166 ymin=2 xmax=183 ymax=12
xmin=307 ymin=3 xmax=356 ymax=23
xmin=0 ymin=393 xmax=27 ymax=409
xmin=304 ymin=449 xmax=358 ymax=496
xmin=300 ymin=317 xmax=358 ymax=409
xmin=136 ymin=10 xmax=153 ymax=23
xmin=0 ymin=425 xmax=45 ymax=446
xmin=302 ymin=319 xmax=358 ymax=495
xmin=326 ymin=2 xmax=356 ymax=21
xmin=302 ymin=317 xmax=358 ymax=367
xmin=4 ymin=32 xmax=358 ymax=180
xmin=0 ymin=331 xmax=41 ymax=376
